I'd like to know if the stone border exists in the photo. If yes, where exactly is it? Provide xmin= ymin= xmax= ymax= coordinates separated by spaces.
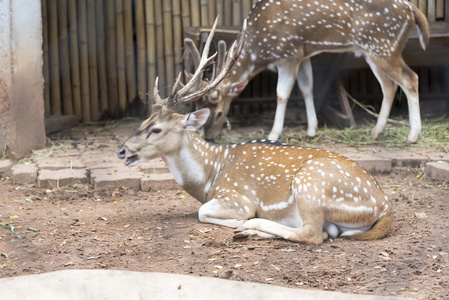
xmin=1 ymin=154 xmax=449 ymax=190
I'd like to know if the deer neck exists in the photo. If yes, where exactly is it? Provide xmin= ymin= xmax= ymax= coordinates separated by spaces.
xmin=162 ymin=132 xmax=224 ymax=203
xmin=225 ymin=44 xmax=262 ymax=85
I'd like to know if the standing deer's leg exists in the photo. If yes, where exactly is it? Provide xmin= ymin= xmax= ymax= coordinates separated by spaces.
xmin=365 ymin=57 xmax=399 ymax=140
xmin=267 ymin=65 xmax=300 ymax=141
xmin=369 ymin=56 xmax=421 ymax=143
xmin=297 ymin=58 xmax=318 ymax=138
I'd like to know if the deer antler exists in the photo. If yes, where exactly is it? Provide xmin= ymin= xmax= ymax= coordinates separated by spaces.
xmin=152 ymin=17 xmax=246 ymax=109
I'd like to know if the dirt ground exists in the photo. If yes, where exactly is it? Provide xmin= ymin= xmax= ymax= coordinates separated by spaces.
xmin=0 ymin=123 xmax=448 ymax=299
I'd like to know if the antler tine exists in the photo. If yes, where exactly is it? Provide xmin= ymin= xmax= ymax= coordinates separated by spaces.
xmin=153 ymin=77 xmax=166 ymax=105
xmin=167 ymin=72 xmax=183 ymax=106
xmin=173 ymin=17 xmax=220 ymax=101
xmin=215 ymin=40 xmax=227 ymax=79
xmin=173 ymin=19 xmax=247 ymax=107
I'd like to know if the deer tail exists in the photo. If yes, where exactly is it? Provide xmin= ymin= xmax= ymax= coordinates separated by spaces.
xmin=412 ymin=5 xmax=430 ymax=50
xmin=349 ymin=204 xmax=393 ymax=241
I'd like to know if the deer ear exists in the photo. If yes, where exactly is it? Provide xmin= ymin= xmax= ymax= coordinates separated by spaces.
xmin=184 ymin=70 xmax=193 ymax=83
xmin=228 ymin=80 xmax=248 ymax=97
xmin=181 ymin=108 xmax=210 ymax=131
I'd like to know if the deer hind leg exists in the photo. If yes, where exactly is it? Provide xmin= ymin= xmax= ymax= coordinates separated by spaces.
xmin=365 ymin=57 xmax=399 ymax=140
xmin=267 ymin=64 xmax=299 ymax=141
xmin=369 ymin=56 xmax=421 ymax=143
xmin=297 ymin=58 xmax=318 ymax=138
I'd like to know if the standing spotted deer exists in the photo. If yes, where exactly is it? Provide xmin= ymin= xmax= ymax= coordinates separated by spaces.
xmin=185 ymin=0 xmax=429 ymax=143
xmin=117 ymin=19 xmax=392 ymax=244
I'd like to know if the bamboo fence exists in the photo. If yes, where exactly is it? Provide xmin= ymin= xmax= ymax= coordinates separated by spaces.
xmin=41 ymin=0 xmax=447 ymax=122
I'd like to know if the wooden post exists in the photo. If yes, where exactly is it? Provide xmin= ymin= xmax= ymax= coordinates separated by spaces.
xmin=95 ymin=0 xmax=109 ymax=119
xmin=48 ymin=0 xmax=61 ymax=115
xmin=68 ymin=0 xmax=82 ymax=119
xmin=135 ymin=0 xmax=147 ymax=101
xmin=123 ymin=0 xmax=137 ymax=103
xmin=41 ymin=0 xmax=51 ymax=116
xmin=418 ymin=0 xmax=427 ymax=16
xmin=87 ymin=0 xmax=100 ymax=121
xmin=115 ymin=0 xmax=127 ymax=116
xmin=78 ymin=0 xmax=91 ymax=122
xmin=105 ymin=0 xmax=119 ymax=118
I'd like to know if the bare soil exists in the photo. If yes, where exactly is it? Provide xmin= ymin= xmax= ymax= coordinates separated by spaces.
xmin=0 ymin=121 xmax=449 ymax=299
xmin=0 ymin=168 xmax=448 ymax=299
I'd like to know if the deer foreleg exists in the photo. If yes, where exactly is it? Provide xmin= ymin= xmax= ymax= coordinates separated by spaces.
xmin=267 ymin=65 xmax=298 ymax=141
xmin=297 ymin=58 xmax=318 ymax=138
xmin=198 ymin=198 xmax=252 ymax=229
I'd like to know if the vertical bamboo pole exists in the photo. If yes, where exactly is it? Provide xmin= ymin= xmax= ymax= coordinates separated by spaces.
xmin=172 ymin=0 xmax=183 ymax=76
xmin=87 ymin=0 xmax=100 ymax=121
xmin=446 ymin=0 xmax=449 ymax=21
xmin=208 ymin=0 xmax=216 ymax=26
xmin=96 ymin=0 xmax=109 ymax=119
xmin=410 ymin=0 xmax=418 ymax=7
xmin=418 ymin=0 xmax=427 ymax=16
xmin=41 ymin=0 xmax=51 ymax=116
xmin=106 ymin=0 xmax=119 ymax=118
xmin=48 ymin=0 xmax=61 ymax=115
xmin=115 ymin=0 xmax=127 ymax=116
xmin=145 ymin=0 xmax=156 ymax=111
xmin=78 ymin=0 xmax=91 ymax=122
xmin=154 ymin=0 xmax=166 ymax=93
xmin=427 ymin=0 xmax=436 ymax=21
xmin=242 ymin=0 xmax=251 ymax=20
xmin=232 ymin=0 xmax=242 ymax=26
xmin=436 ymin=0 xmax=444 ymax=19
xmin=216 ymin=0 xmax=223 ymax=25
xmin=57 ymin=0 xmax=73 ymax=115
xmin=68 ymin=0 xmax=82 ymax=119
xmin=135 ymin=0 xmax=147 ymax=101
xmin=181 ymin=0 xmax=191 ymax=27
xmin=224 ymin=0 xmax=232 ymax=26
xmin=200 ymin=0 xmax=208 ymax=26
xmin=190 ymin=0 xmax=200 ymax=26
xmin=163 ymin=0 xmax=175 ymax=87
xmin=123 ymin=0 xmax=137 ymax=103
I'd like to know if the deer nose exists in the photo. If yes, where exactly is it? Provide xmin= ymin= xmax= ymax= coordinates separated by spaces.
xmin=117 ymin=147 xmax=126 ymax=159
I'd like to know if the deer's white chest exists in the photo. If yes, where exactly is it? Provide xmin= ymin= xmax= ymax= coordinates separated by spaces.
xmin=165 ymin=147 xmax=205 ymax=187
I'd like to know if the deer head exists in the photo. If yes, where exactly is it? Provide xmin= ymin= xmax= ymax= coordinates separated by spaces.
xmin=117 ymin=18 xmax=246 ymax=165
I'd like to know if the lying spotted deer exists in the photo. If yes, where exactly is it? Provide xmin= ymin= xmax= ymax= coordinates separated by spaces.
xmin=185 ymin=0 xmax=429 ymax=143
xmin=117 ymin=18 xmax=392 ymax=244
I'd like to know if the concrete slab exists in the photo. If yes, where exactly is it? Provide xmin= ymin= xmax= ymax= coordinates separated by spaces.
xmin=138 ymin=158 xmax=170 ymax=174
xmin=37 ymin=168 xmax=88 ymax=189
xmin=354 ymin=157 xmax=392 ymax=174
xmin=11 ymin=163 xmax=37 ymax=185
xmin=425 ymin=161 xmax=449 ymax=182
xmin=90 ymin=168 xmax=143 ymax=189
xmin=142 ymin=173 xmax=178 ymax=191
xmin=0 ymin=270 xmax=410 ymax=300
xmin=0 ymin=159 xmax=12 ymax=177
xmin=34 ymin=157 xmax=86 ymax=170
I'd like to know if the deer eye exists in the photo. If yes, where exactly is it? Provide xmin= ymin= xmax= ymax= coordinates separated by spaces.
xmin=147 ymin=128 xmax=161 ymax=138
